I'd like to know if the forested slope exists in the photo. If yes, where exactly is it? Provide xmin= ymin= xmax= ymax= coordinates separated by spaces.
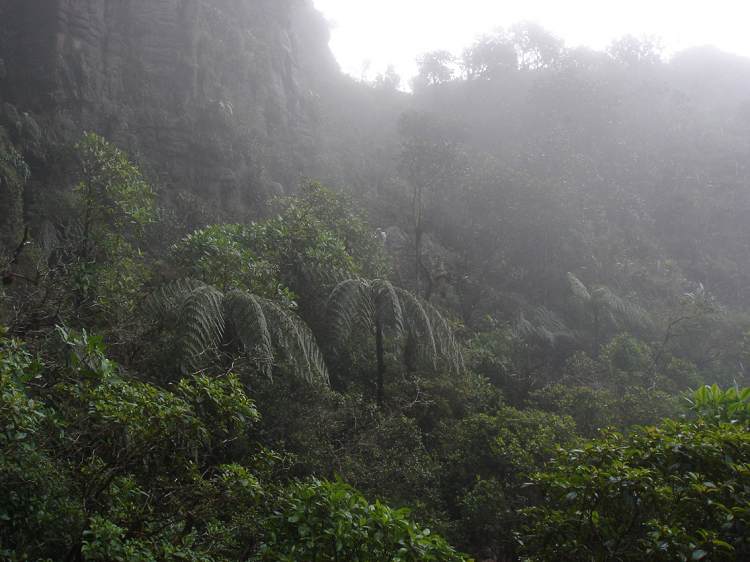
xmin=2 ymin=3 xmax=750 ymax=561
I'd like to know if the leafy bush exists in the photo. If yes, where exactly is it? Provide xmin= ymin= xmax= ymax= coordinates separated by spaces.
xmin=435 ymin=407 xmax=577 ymax=559
xmin=254 ymin=478 xmax=467 ymax=561
xmin=0 ymin=331 xmax=81 ymax=560
xmin=521 ymin=389 xmax=750 ymax=561
xmin=70 ymin=133 xmax=156 ymax=324
xmin=1 ymin=329 xmax=266 ymax=560
xmin=171 ymin=223 xmax=288 ymax=300
xmin=687 ymin=384 xmax=750 ymax=424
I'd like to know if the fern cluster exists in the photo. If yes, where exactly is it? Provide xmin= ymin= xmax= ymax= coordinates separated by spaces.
xmin=146 ymin=279 xmax=329 ymax=385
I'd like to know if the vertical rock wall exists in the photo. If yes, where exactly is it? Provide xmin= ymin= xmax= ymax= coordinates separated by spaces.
xmin=0 ymin=0 xmax=339 ymax=214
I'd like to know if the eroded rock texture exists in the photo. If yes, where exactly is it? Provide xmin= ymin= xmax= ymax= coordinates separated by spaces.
xmin=0 ymin=0 xmax=338 ymax=214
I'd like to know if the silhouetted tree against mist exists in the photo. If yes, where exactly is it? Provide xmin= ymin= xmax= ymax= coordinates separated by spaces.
xmin=398 ymin=112 xmax=465 ymax=299
xmin=373 ymin=64 xmax=402 ymax=91
xmin=415 ymin=50 xmax=455 ymax=88
xmin=607 ymin=35 xmax=663 ymax=66
xmin=462 ymin=32 xmax=518 ymax=80
xmin=511 ymin=21 xmax=564 ymax=70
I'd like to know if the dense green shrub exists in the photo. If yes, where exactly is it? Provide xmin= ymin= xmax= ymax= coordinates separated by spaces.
xmin=254 ymin=478 xmax=467 ymax=561
xmin=435 ymin=407 xmax=577 ymax=559
xmin=521 ymin=389 xmax=750 ymax=561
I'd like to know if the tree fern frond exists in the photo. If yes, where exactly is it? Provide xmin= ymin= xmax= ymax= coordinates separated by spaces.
xmin=513 ymin=306 xmax=574 ymax=348
xmin=261 ymin=298 xmax=330 ymax=386
xmin=513 ymin=311 xmax=535 ymax=340
xmin=224 ymin=290 xmax=274 ymax=378
xmin=326 ymin=278 xmax=374 ymax=348
xmin=424 ymin=300 xmax=465 ymax=373
xmin=624 ymin=302 xmax=652 ymax=330
xmin=143 ymin=278 xmax=224 ymax=371
xmin=146 ymin=279 xmax=329 ymax=385
xmin=591 ymin=286 xmax=622 ymax=310
xmin=397 ymin=288 xmax=437 ymax=365
xmin=175 ymin=284 xmax=225 ymax=372
xmin=567 ymin=272 xmax=591 ymax=302
xmin=592 ymin=286 xmax=651 ymax=329
xmin=372 ymin=279 xmax=404 ymax=339
xmin=567 ymin=272 xmax=652 ymax=335
xmin=533 ymin=306 xmax=573 ymax=341
xmin=144 ymin=278 xmax=205 ymax=319
xmin=397 ymin=288 xmax=463 ymax=373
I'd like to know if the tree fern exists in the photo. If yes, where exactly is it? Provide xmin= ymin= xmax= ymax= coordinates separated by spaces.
xmin=591 ymin=286 xmax=650 ymax=329
xmin=325 ymin=278 xmax=463 ymax=405
xmin=145 ymin=279 xmax=329 ymax=385
xmin=567 ymin=272 xmax=651 ymax=329
xmin=567 ymin=272 xmax=652 ymax=354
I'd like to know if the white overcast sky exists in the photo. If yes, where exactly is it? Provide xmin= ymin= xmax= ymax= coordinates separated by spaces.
xmin=312 ymin=0 xmax=750 ymax=81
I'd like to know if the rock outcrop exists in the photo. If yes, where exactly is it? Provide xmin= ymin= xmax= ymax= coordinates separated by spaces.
xmin=0 ymin=0 xmax=339 ymax=214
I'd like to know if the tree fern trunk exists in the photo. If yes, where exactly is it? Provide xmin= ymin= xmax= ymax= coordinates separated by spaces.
xmin=376 ymin=320 xmax=385 ymax=407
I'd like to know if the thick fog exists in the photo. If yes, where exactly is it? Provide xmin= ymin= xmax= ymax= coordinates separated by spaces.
xmin=315 ymin=0 xmax=750 ymax=82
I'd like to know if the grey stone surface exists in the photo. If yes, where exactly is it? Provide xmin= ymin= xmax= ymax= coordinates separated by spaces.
xmin=0 ymin=0 xmax=339 ymax=214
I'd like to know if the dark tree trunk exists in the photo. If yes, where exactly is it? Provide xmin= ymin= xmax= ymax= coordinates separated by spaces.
xmin=413 ymin=180 xmax=424 ymax=297
xmin=415 ymin=222 xmax=423 ymax=296
xmin=592 ymin=305 xmax=600 ymax=357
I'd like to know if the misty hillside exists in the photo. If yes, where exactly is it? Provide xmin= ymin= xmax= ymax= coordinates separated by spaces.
xmin=2 ymin=1 xmax=750 ymax=561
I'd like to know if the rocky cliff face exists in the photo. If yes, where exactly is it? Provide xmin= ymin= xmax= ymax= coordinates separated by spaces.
xmin=0 ymin=0 xmax=339 ymax=214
